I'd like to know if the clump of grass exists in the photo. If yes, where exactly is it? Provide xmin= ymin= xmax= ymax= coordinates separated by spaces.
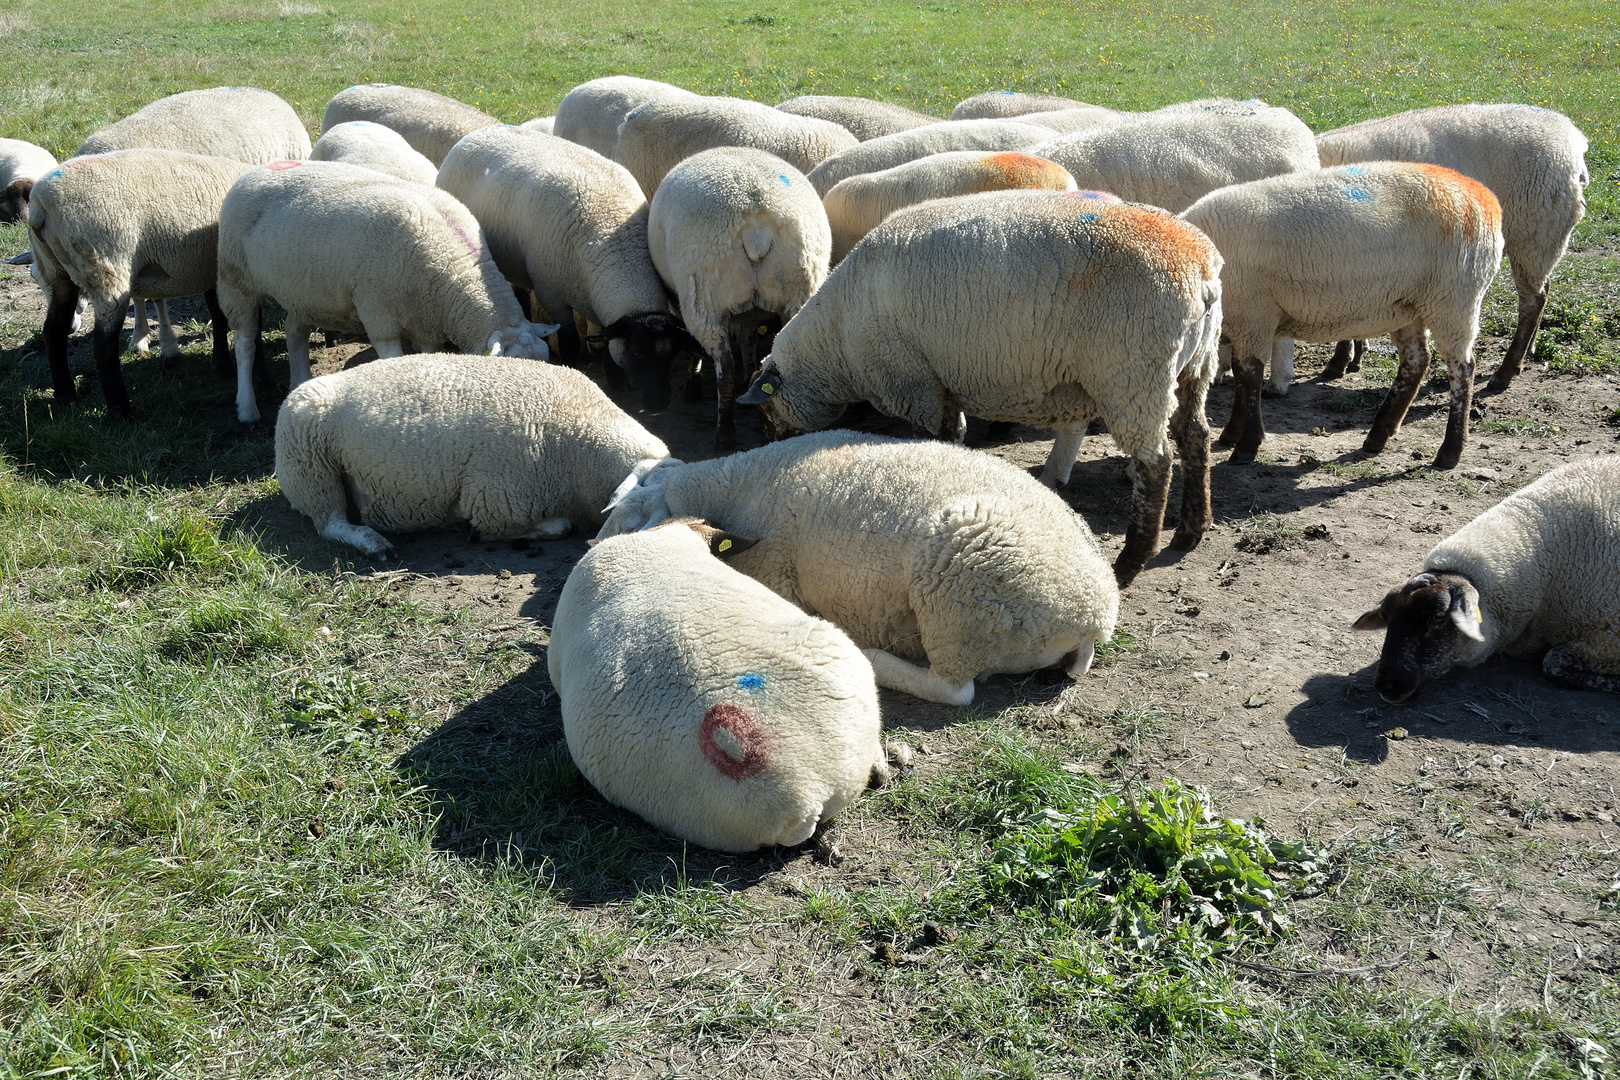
xmin=1477 ymin=416 xmax=1561 ymax=438
xmin=1537 ymin=292 xmax=1620 ymax=376
xmin=1233 ymin=512 xmax=1304 ymax=554
xmin=1323 ymin=388 xmax=1386 ymax=413
xmin=1093 ymin=626 xmax=1141 ymax=664
xmin=159 ymin=593 xmax=300 ymax=662
xmin=282 ymin=671 xmax=414 ymax=749
xmin=94 ymin=512 xmax=254 ymax=590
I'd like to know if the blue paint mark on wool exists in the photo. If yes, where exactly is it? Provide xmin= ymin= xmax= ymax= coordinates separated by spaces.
xmin=1344 ymin=165 xmax=1365 ymax=176
xmin=737 ymin=673 xmax=766 ymax=691
xmin=1078 ymin=212 xmax=1099 ymax=223
xmin=1343 ymin=187 xmax=1373 ymax=202
xmin=778 ymin=173 xmax=793 ymax=186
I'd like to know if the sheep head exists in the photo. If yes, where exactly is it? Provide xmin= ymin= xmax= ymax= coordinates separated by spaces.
xmin=486 ymin=320 xmax=560 ymax=361
xmin=1352 ymin=571 xmax=1485 ymax=702
xmin=587 ymin=312 xmax=701 ymax=414
xmin=738 ymin=359 xmax=844 ymax=434
xmin=0 ymin=179 xmax=32 ymax=224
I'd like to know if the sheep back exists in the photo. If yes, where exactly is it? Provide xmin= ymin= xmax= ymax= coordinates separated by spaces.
xmin=805 ymin=118 xmax=1059 ymax=196
xmin=775 ymin=95 xmax=939 ymax=141
xmin=553 ymin=76 xmax=697 ymax=158
xmin=951 ymin=91 xmax=1098 ymax=120
xmin=75 ymin=87 xmax=311 ymax=163
xmin=320 ymin=83 xmax=497 ymax=166
xmin=549 ymin=521 xmax=883 ymax=852
xmin=310 ymin=120 xmax=439 ymax=185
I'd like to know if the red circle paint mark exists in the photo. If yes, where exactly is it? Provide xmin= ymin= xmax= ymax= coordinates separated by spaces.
xmin=266 ymin=159 xmax=303 ymax=171
xmin=699 ymin=703 xmax=773 ymax=781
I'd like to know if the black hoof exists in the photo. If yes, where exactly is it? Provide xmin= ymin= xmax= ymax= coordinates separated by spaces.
xmin=1227 ymin=446 xmax=1258 ymax=465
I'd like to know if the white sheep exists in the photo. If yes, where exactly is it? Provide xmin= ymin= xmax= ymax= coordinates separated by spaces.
xmin=519 ymin=116 xmax=554 ymax=134
xmin=74 ymin=86 xmax=311 ymax=163
xmin=612 ymin=95 xmax=857 ymax=198
xmin=951 ymin=91 xmax=1099 ymax=120
xmin=309 ymin=120 xmax=439 ymax=184
xmin=550 ymin=516 xmax=886 ymax=852
xmin=1316 ymin=104 xmax=1590 ymax=390
xmin=648 ymin=146 xmax=832 ymax=448
xmin=804 ymin=118 xmax=1058 ymax=197
xmin=435 ymin=125 xmax=694 ymax=414
xmin=320 ymin=83 xmax=497 ymax=166
xmin=1353 ymin=456 xmax=1620 ymax=699
xmin=275 ymin=354 xmax=669 ymax=557
xmin=735 ymin=191 xmax=1223 ymax=585
xmin=0 ymin=138 xmax=57 ymax=223
xmin=27 ymin=149 xmax=256 ymax=419
xmin=1181 ymin=162 xmax=1503 ymax=469
xmin=552 ymin=76 xmax=697 ymax=158
xmin=774 ymin=95 xmax=938 ymax=141
xmin=822 ymin=150 xmax=1081 ymax=263
xmin=216 ymin=158 xmax=556 ymax=424
xmin=1011 ymin=107 xmax=1123 ymax=135
xmin=597 ymin=431 xmax=1121 ymax=706
xmin=1027 ymin=98 xmax=1318 ymax=213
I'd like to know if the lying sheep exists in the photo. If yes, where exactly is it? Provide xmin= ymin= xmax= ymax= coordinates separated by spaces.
xmin=217 ymin=159 xmax=556 ymax=424
xmin=648 ymin=147 xmax=832 ymax=448
xmin=1181 ymin=163 xmax=1503 ymax=469
xmin=1028 ymin=98 xmax=1317 ymax=213
xmin=1316 ymin=104 xmax=1590 ymax=390
xmin=736 ymin=191 xmax=1223 ymax=585
xmin=613 ymin=96 xmax=857 ymax=198
xmin=320 ymin=83 xmax=497 ymax=166
xmin=1353 ymin=457 xmax=1620 ymax=699
xmin=309 ymin=120 xmax=438 ymax=184
xmin=0 ymin=138 xmax=57 ymax=223
xmin=951 ymin=91 xmax=1098 ymax=120
xmin=805 ymin=118 xmax=1057 ymax=197
xmin=75 ymin=86 xmax=311 ymax=163
xmin=774 ymin=95 xmax=938 ymax=141
xmin=275 ymin=354 xmax=670 ymax=557
xmin=551 ymin=516 xmax=886 ymax=852
xmin=28 ymin=149 xmax=256 ymax=418
xmin=436 ymin=125 xmax=694 ymax=413
xmin=598 ymin=431 xmax=1121 ymax=706
xmin=823 ymin=150 xmax=1080 ymax=263
xmin=553 ymin=76 xmax=697 ymax=158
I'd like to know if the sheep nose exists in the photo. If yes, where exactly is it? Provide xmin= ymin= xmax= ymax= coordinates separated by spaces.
xmin=1374 ymin=669 xmax=1418 ymax=703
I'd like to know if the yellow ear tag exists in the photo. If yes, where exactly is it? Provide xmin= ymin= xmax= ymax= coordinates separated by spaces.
xmin=718 ymin=538 xmax=732 ymax=552
xmin=757 ymin=324 xmax=768 ymax=336
xmin=1472 ymin=603 xmax=1482 ymax=623
xmin=761 ymin=382 xmax=774 ymax=395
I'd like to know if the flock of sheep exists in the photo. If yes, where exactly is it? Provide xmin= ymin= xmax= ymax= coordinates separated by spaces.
xmin=1 ymin=76 xmax=1616 ymax=853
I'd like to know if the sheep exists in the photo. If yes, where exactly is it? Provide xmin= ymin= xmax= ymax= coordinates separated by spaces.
xmin=435 ymin=125 xmax=695 ymax=414
xmin=823 ymin=150 xmax=1082 ymax=263
xmin=1353 ymin=456 xmax=1620 ymax=699
xmin=613 ymin=96 xmax=858 ymax=199
xmin=1316 ymin=104 xmax=1590 ymax=390
xmin=1010 ymin=107 xmax=1123 ymax=135
xmin=75 ymin=86 xmax=311 ymax=163
xmin=1180 ymin=162 xmax=1503 ymax=469
xmin=27 ymin=149 xmax=257 ymax=419
xmin=774 ymin=95 xmax=938 ymax=141
xmin=519 ymin=116 xmax=554 ymax=134
xmin=0 ymin=138 xmax=57 ymax=223
xmin=596 ymin=431 xmax=1121 ymax=706
xmin=216 ymin=158 xmax=556 ymax=424
xmin=275 ymin=354 xmax=669 ymax=558
xmin=647 ymin=146 xmax=832 ymax=449
xmin=550 ymin=515 xmax=886 ymax=852
xmin=1027 ymin=98 xmax=1318 ymax=213
xmin=951 ymin=91 xmax=1098 ymax=120
xmin=320 ymin=83 xmax=497 ymax=166
xmin=552 ymin=75 xmax=697 ymax=159
xmin=309 ymin=120 xmax=438 ymax=184
xmin=805 ymin=119 xmax=1058 ymax=197
xmin=733 ymin=191 xmax=1223 ymax=585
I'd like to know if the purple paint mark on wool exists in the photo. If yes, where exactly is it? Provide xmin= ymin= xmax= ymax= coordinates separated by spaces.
xmin=439 ymin=210 xmax=481 ymax=256
xmin=700 ymin=704 xmax=773 ymax=781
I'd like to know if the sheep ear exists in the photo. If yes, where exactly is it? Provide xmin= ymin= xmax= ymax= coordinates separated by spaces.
xmin=1448 ymin=582 xmax=1484 ymax=642
xmin=585 ymin=316 xmax=632 ymax=344
xmin=738 ymin=363 xmax=780 ymax=405
xmin=1352 ymin=607 xmax=1387 ymax=631
xmin=709 ymin=531 xmax=761 ymax=559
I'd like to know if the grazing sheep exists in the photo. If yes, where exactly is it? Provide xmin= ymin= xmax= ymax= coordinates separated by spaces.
xmin=320 ymin=83 xmax=497 ymax=166
xmin=217 ymin=159 xmax=556 ymax=424
xmin=805 ymin=119 xmax=1057 ymax=196
xmin=519 ymin=116 xmax=554 ymax=134
xmin=774 ymin=95 xmax=938 ymax=140
xmin=0 ymin=138 xmax=57 ymax=223
xmin=1028 ymin=98 xmax=1317 ymax=212
xmin=1316 ymin=104 xmax=1590 ymax=389
xmin=735 ymin=191 xmax=1223 ymax=584
xmin=613 ymin=96 xmax=857 ymax=198
xmin=436 ymin=125 xmax=694 ymax=413
xmin=275 ymin=355 xmax=669 ymax=557
xmin=648 ymin=146 xmax=832 ymax=448
xmin=1181 ymin=162 xmax=1503 ymax=468
xmin=75 ymin=86 xmax=311 ymax=163
xmin=823 ymin=150 xmax=1081 ymax=263
xmin=550 ymin=516 xmax=886 ymax=853
xmin=597 ymin=431 xmax=1121 ymax=706
xmin=309 ymin=120 xmax=439 ymax=184
xmin=27 ymin=149 xmax=255 ymax=418
xmin=1012 ymin=107 xmax=1124 ymax=135
xmin=553 ymin=75 xmax=697 ymax=158
xmin=951 ymin=91 xmax=1098 ymax=120
xmin=1353 ymin=457 xmax=1620 ymax=699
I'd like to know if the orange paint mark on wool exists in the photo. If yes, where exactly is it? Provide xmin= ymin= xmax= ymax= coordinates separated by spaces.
xmin=1111 ymin=204 xmax=1218 ymax=279
xmin=978 ymin=152 xmax=1072 ymax=192
xmin=1413 ymin=163 xmax=1502 ymax=238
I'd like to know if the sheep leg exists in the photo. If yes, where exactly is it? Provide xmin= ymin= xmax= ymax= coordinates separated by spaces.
xmin=1225 ymin=352 xmax=1266 ymax=464
xmin=371 ymin=338 xmax=404 ymax=362
xmin=1039 ymin=423 xmax=1086 ymax=487
xmin=1115 ymin=442 xmax=1173 ymax=586
xmin=204 ymin=289 xmax=233 ymax=381
xmin=1215 ymin=359 xmax=1250 ymax=447
xmin=938 ymin=398 xmax=967 ymax=444
xmin=1169 ymin=371 xmax=1212 ymax=551
xmin=152 ymin=299 xmax=180 ymax=362
xmin=1433 ymin=346 xmax=1475 ymax=470
xmin=713 ymin=334 xmax=738 ymax=452
xmin=285 ymin=315 xmax=316 ymax=388
xmin=43 ymin=280 xmax=82 ymax=404
xmin=685 ymin=353 xmax=707 ymax=403
xmin=317 ymin=511 xmax=395 ymax=559
xmin=861 ymin=649 xmax=974 ymax=707
xmin=1363 ymin=321 xmax=1430 ymax=455
xmin=1486 ymin=283 xmax=1547 ymax=391
xmin=230 ymin=296 xmax=264 ymax=425
xmin=91 ymin=296 xmax=134 ymax=420
xmin=130 ymin=298 xmax=152 ymax=356
xmin=1261 ymin=337 xmax=1294 ymax=398
xmin=1323 ymin=338 xmax=1366 ymax=379
xmin=522 ymin=517 xmax=573 ymax=541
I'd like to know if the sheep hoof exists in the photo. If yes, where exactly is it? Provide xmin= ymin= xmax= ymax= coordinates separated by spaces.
xmin=1168 ymin=526 xmax=1204 ymax=551
xmin=1112 ymin=555 xmax=1147 ymax=587
xmin=1431 ymin=449 xmax=1462 ymax=471
xmin=1227 ymin=446 xmax=1258 ymax=465
xmin=1261 ymin=385 xmax=1289 ymax=400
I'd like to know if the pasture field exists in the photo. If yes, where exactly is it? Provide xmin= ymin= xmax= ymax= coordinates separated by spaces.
xmin=1 ymin=1 xmax=1619 ymax=1076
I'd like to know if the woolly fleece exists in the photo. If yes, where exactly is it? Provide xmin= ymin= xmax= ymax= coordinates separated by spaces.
xmin=951 ymin=92 xmax=1100 ymax=120
xmin=774 ymin=95 xmax=939 ymax=141
xmin=75 ymin=87 xmax=310 ymax=163
xmin=320 ymin=83 xmax=496 ymax=166
xmin=552 ymin=76 xmax=697 ymax=159
xmin=805 ymin=119 xmax=1059 ymax=197
xmin=310 ymin=121 xmax=439 ymax=185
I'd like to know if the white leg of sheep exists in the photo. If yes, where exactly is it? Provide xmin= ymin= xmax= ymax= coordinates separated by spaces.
xmin=229 ymin=298 xmax=263 ymax=425
xmin=862 ymin=648 xmax=975 ymax=707
xmin=373 ymin=339 xmax=405 ymax=360
xmin=317 ymin=515 xmax=396 ymax=559
xmin=130 ymin=298 xmax=152 ymax=355
xmin=524 ymin=518 xmax=574 ymax=540
xmin=285 ymin=315 xmax=316 ymax=388
xmin=1263 ymin=337 xmax=1293 ymax=398
xmin=1039 ymin=422 xmax=1087 ymax=487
